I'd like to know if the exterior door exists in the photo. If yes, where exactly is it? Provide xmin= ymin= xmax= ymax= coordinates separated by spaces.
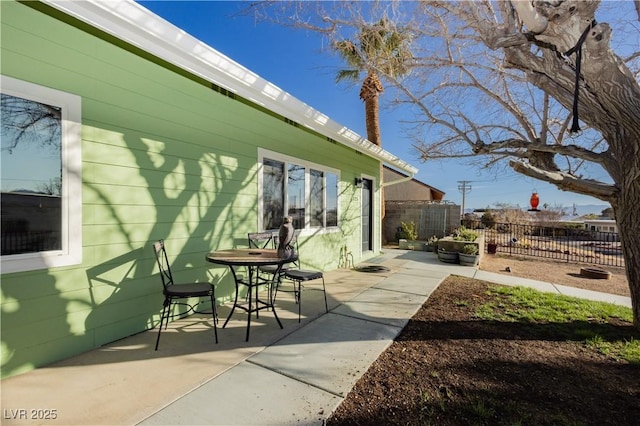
xmin=361 ymin=178 xmax=373 ymax=252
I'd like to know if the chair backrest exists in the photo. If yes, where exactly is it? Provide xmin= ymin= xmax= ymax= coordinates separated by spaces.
xmin=152 ymin=240 xmax=174 ymax=290
xmin=248 ymin=232 xmax=274 ymax=249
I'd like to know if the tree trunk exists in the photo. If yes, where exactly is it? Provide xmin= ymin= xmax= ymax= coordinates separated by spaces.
xmin=360 ymin=72 xmax=385 ymax=239
xmin=364 ymin=95 xmax=381 ymax=145
xmin=612 ymin=184 xmax=640 ymax=328
xmin=360 ymin=73 xmax=383 ymax=146
xmin=494 ymin=4 xmax=640 ymax=328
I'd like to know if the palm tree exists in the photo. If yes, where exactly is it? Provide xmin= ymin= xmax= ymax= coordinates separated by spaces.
xmin=334 ymin=18 xmax=412 ymax=242
xmin=334 ymin=17 xmax=412 ymax=146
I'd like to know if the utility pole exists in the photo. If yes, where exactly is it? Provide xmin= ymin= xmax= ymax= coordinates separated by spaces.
xmin=457 ymin=180 xmax=472 ymax=219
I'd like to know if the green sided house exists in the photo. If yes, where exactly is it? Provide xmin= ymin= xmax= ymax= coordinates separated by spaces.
xmin=0 ymin=0 xmax=417 ymax=378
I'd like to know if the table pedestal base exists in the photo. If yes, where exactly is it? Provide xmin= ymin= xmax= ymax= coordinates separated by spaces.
xmin=222 ymin=265 xmax=283 ymax=341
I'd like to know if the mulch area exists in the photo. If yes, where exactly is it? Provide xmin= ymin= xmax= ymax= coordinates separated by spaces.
xmin=327 ymin=276 xmax=640 ymax=426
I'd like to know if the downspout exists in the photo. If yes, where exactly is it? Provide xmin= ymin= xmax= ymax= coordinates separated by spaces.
xmin=381 ymin=172 xmax=415 ymax=188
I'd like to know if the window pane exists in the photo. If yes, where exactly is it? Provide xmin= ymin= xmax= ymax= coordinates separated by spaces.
xmin=263 ymin=159 xmax=284 ymax=230
xmin=309 ymin=169 xmax=323 ymax=227
xmin=287 ymin=164 xmax=305 ymax=230
xmin=1 ymin=93 xmax=62 ymax=255
xmin=326 ymin=173 xmax=338 ymax=227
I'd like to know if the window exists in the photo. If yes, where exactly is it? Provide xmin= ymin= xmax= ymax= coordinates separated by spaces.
xmin=309 ymin=169 xmax=323 ymax=227
xmin=287 ymin=164 xmax=305 ymax=229
xmin=325 ymin=172 xmax=338 ymax=227
xmin=310 ymin=169 xmax=338 ymax=228
xmin=1 ymin=76 xmax=82 ymax=273
xmin=259 ymin=149 xmax=339 ymax=232
xmin=262 ymin=159 xmax=284 ymax=231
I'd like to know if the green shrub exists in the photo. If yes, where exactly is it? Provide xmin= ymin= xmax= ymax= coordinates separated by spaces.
xmin=452 ymin=226 xmax=479 ymax=242
xmin=397 ymin=221 xmax=418 ymax=241
xmin=481 ymin=210 xmax=496 ymax=228
xmin=461 ymin=244 xmax=479 ymax=255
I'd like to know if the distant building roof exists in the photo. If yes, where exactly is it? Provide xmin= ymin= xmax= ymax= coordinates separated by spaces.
xmin=383 ymin=166 xmax=445 ymax=202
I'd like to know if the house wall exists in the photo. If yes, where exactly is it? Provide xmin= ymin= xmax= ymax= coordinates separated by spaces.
xmin=583 ymin=220 xmax=618 ymax=233
xmin=0 ymin=1 xmax=380 ymax=378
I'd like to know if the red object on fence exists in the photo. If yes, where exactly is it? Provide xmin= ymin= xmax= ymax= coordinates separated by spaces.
xmin=530 ymin=192 xmax=539 ymax=210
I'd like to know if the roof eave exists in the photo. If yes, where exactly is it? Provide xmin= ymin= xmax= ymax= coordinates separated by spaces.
xmin=41 ymin=0 xmax=418 ymax=175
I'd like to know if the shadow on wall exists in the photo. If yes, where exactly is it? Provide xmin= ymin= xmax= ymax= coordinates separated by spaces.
xmin=84 ymin=248 xmax=158 ymax=343
xmin=1 ymin=272 xmax=66 ymax=378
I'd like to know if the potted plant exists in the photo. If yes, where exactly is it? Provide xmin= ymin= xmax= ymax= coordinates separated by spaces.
xmin=452 ymin=226 xmax=479 ymax=242
xmin=397 ymin=221 xmax=419 ymax=249
xmin=459 ymin=244 xmax=480 ymax=266
xmin=487 ymin=239 xmax=497 ymax=254
xmin=426 ymin=235 xmax=439 ymax=252
xmin=438 ymin=247 xmax=459 ymax=264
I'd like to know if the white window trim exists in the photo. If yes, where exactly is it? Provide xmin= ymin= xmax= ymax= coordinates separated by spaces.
xmin=257 ymin=148 xmax=340 ymax=236
xmin=1 ymin=76 xmax=82 ymax=273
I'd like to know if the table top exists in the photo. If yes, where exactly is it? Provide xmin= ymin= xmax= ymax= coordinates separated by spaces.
xmin=206 ymin=248 xmax=297 ymax=266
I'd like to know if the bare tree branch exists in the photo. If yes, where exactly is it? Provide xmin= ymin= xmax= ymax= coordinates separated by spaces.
xmin=510 ymin=159 xmax=615 ymax=200
xmin=249 ymin=0 xmax=640 ymax=328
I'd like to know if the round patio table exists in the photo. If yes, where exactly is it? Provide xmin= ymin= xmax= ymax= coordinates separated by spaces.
xmin=206 ymin=248 xmax=297 ymax=341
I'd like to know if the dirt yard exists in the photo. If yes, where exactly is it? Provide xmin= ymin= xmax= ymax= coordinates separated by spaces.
xmin=326 ymin=249 xmax=635 ymax=425
xmin=327 ymin=276 xmax=639 ymax=426
xmin=479 ymin=253 xmax=629 ymax=297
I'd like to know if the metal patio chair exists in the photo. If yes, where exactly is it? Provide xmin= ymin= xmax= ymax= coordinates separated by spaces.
xmin=248 ymin=231 xmax=292 ymax=285
xmin=273 ymin=232 xmax=328 ymax=322
xmin=247 ymin=231 xmax=278 ymax=296
xmin=152 ymin=239 xmax=218 ymax=350
xmin=247 ymin=232 xmax=274 ymax=250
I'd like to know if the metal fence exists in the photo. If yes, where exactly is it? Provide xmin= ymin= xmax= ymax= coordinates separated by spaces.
xmin=1 ymin=231 xmax=61 ymax=256
xmin=464 ymin=220 xmax=624 ymax=268
xmin=384 ymin=201 xmax=460 ymax=242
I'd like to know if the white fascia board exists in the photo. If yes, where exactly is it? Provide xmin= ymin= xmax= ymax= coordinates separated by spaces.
xmin=41 ymin=0 xmax=418 ymax=176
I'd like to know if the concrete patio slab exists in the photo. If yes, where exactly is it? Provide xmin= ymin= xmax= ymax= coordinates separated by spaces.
xmin=473 ymin=269 xmax=559 ymax=292
xmin=373 ymin=272 xmax=443 ymax=296
xmin=139 ymin=361 xmax=340 ymax=425
xmin=554 ymin=284 xmax=632 ymax=307
xmin=332 ymin=287 xmax=427 ymax=328
xmin=248 ymin=313 xmax=400 ymax=397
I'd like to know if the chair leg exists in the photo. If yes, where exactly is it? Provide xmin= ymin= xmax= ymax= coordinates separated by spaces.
xmin=295 ymin=284 xmax=300 ymax=304
xmin=209 ymin=294 xmax=218 ymax=343
xmin=321 ymin=277 xmax=328 ymax=313
xmin=214 ymin=289 xmax=219 ymax=325
xmin=281 ymin=278 xmax=328 ymax=323
xmin=155 ymin=298 xmax=170 ymax=351
xmin=269 ymin=273 xmax=280 ymax=308
xmin=296 ymin=280 xmax=301 ymax=323
xmin=245 ymin=283 xmax=253 ymax=342
xmin=271 ymin=272 xmax=287 ymax=306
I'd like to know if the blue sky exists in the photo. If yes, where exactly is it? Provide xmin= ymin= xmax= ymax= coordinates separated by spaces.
xmin=138 ymin=1 xmax=615 ymax=212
